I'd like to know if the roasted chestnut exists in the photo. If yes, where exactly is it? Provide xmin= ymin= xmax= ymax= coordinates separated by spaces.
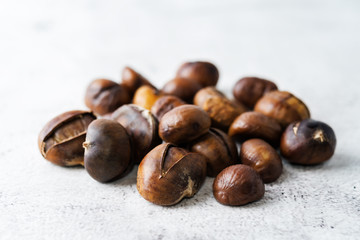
xmin=240 ymin=139 xmax=282 ymax=183
xmin=213 ymin=164 xmax=265 ymax=206
xmin=84 ymin=79 xmax=131 ymax=116
xmin=38 ymin=110 xmax=96 ymax=166
xmin=83 ymin=119 xmax=132 ymax=183
xmin=132 ymin=85 xmax=163 ymax=110
xmin=150 ymin=95 xmax=185 ymax=121
xmin=189 ymin=128 xmax=238 ymax=177
xmin=176 ymin=61 xmax=219 ymax=87
xmin=137 ymin=143 xmax=207 ymax=206
xmin=121 ymin=66 xmax=155 ymax=95
xmin=228 ymin=112 xmax=282 ymax=147
xmin=254 ymin=91 xmax=310 ymax=128
xmin=111 ymin=104 xmax=161 ymax=164
xmin=162 ymin=77 xmax=202 ymax=103
xmin=159 ymin=104 xmax=211 ymax=145
xmin=233 ymin=77 xmax=277 ymax=108
xmin=280 ymin=119 xmax=336 ymax=165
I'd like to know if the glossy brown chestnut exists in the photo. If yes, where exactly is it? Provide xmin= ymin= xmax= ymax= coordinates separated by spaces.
xmin=121 ymin=66 xmax=155 ymax=95
xmin=38 ymin=110 xmax=96 ymax=166
xmin=111 ymin=104 xmax=161 ymax=164
xmin=228 ymin=112 xmax=282 ymax=147
xmin=162 ymin=77 xmax=202 ymax=103
xmin=83 ymin=119 xmax=132 ymax=183
xmin=84 ymin=79 xmax=131 ymax=116
xmin=233 ymin=77 xmax=278 ymax=108
xmin=176 ymin=61 xmax=219 ymax=87
xmin=280 ymin=119 xmax=336 ymax=165
xmin=137 ymin=143 xmax=207 ymax=206
xmin=213 ymin=164 xmax=265 ymax=206
xmin=190 ymin=128 xmax=238 ymax=177
xmin=132 ymin=85 xmax=163 ymax=110
xmin=150 ymin=95 xmax=185 ymax=121
xmin=254 ymin=91 xmax=310 ymax=128
xmin=240 ymin=139 xmax=282 ymax=183
xmin=194 ymin=87 xmax=247 ymax=130
xmin=159 ymin=104 xmax=211 ymax=145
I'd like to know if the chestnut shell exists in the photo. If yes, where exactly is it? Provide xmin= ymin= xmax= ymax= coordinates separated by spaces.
xmin=150 ymin=95 xmax=186 ymax=122
xmin=121 ymin=66 xmax=155 ymax=95
xmin=162 ymin=77 xmax=202 ymax=103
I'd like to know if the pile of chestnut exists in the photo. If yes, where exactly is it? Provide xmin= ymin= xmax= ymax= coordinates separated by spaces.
xmin=38 ymin=61 xmax=336 ymax=206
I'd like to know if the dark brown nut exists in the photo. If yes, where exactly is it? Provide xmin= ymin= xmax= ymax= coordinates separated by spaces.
xmin=194 ymin=87 xmax=247 ymax=130
xmin=83 ymin=119 xmax=132 ymax=183
xmin=121 ymin=66 xmax=155 ymax=95
xmin=190 ymin=128 xmax=238 ymax=177
xmin=233 ymin=77 xmax=278 ymax=109
xmin=280 ymin=119 xmax=336 ymax=165
xmin=132 ymin=85 xmax=163 ymax=110
xmin=254 ymin=91 xmax=310 ymax=128
xmin=213 ymin=164 xmax=265 ymax=206
xmin=150 ymin=95 xmax=186 ymax=121
xmin=137 ymin=143 xmax=207 ymax=206
xmin=162 ymin=77 xmax=202 ymax=103
xmin=228 ymin=112 xmax=282 ymax=147
xmin=159 ymin=104 xmax=211 ymax=145
xmin=176 ymin=61 xmax=219 ymax=87
xmin=240 ymin=139 xmax=282 ymax=183
xmin=38 ymin=110 xmax=96 ymax=167
xmin=111 ymin=104 xmax=161 ymax=164
xmin=84 ymin=79 xmax=131 ymax=116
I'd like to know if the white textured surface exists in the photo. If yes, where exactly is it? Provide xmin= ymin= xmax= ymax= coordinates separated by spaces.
xmin=1 ymin=0 xmax=360 ymax=239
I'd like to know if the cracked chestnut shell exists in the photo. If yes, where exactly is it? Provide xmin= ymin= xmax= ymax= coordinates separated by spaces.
xmin=233 ymin=77 xmax=278 ymax=109
xmin=176 ymin=61 xmax=219 ymax=87
xmin=240 ymin=139 xmax=282 ymax=183
xmin=162 ymin=77 xmax=202 ymax=103
xmin=83 ymin=119 xmax=132 ymax=183
xmin=150 ymin=95 xmax=185 ymax=122
xmin=111 ymin=104 xmax=161 ymax=164
xmin=159 ymin=104 xmax=211 ymax=145
xmin=121 ymin=66 xmax=155 ymax=96
xmin=254 ymin=91 xmax=310 ymax=128
xmin=84 ymin=79 xmax=131 ymax=116
xmin=38 ymin=110 xmax=96 ymax=166
xmin=190 ymin=128 xmax=238 ymax=177
xmin=132 ymin=85 xmax=163 ymax=110
xmin=213 ymin=164 xmax=265 ymax=206
xmin=280 ymin=119 xmax=336 ymax=165
xmin=137 ymin=143 xmax=207 ymax=206
xmin=228 ymin=112 xmax=282 ymax=147
xmin=194 ymin=87 xmax=247 ymax=131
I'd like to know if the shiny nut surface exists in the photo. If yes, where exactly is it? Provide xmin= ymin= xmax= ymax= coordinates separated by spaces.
xmin=190 ymin=128 xmax=238 ymax=177
xmin=121 ymin=66 xmax=155 ymax=95
xmin=111 ymin=104 xmax=161 ymax=164
xmin=233 ymin=77 xmax=277 ymax=108
xmin=240 ymin=139 xmax=282 ymax=183
xmin=150 ymin=95 xmax=186 ymax=121
xmin=159 ymin=104 xmax=211 ymax=144
xmin=84 ymin=79 xmax=131 ymax=116
xmin=228 ymin=112 xmax=282 ymax=147
xmin=83 ymin=119 xmax=132 ymax=183
xmin=213 ymin=164 xmax=265 ymax=206
xmin=38 ymin=110 xmax=96 ymax=167
xmin=280 ymin=119 xmax=336 ymax=165
xmin=176 ymin=61 xmax=219 ymax=87
xmin=162 ymin=77 xmax=202 ymax=103
xmin=137 ymin=143 xmax=207 ymax=206
xmin=254 ymin=91 xmax=310 ymax=128
xmin=132 ymin=85 xmax=163 ymax=110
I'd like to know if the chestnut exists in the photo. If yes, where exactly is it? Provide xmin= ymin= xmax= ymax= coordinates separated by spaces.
xmin=137 ymin=143 xmax=207 ymax=206
xmin=111 ymin=104 xmax=161 ymax=164
xmin=280 ymin=119 xmax=336 ymax=165
xmin=38 ymin=110 xmax=96 ymax=166
xmin=132 ymin=85 xmax=163 ymax=110
xmin=193 ymin=87 xmax=247 ymax=131
xmin=159 ymin=104 xmax=211 ymax=145
xmin=150 ymin=95 xmax=185 ymax=122
xmin=240 ymin=139 xmax=282 ymax=183
xmin=84 ymin=79 xmax=131 ymax=116
xmin=233 ymin=77 xmax=278 ymax=109
xmin=189 ymin=128 xmax=238 ymax=177
xmin=176 ymin=61 xmax=219 ymax=87
xmin=162 ymin=77 xmax=202 ymax=103
xmin=83 ymin=119 xmax=132 ymax=183
xmin=254 ymin=91 xmax=310 ymax=128
xmin=228 ymin=112 xmax=282 ymax=147
xmin=213 ymin=164 xmax=265 ymax=206
xmin=121 ymin=66 xmax=155 ymax=95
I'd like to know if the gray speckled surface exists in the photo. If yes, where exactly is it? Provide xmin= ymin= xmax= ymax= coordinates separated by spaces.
xmin=1 ymin=0 xmax=360 ymax=239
